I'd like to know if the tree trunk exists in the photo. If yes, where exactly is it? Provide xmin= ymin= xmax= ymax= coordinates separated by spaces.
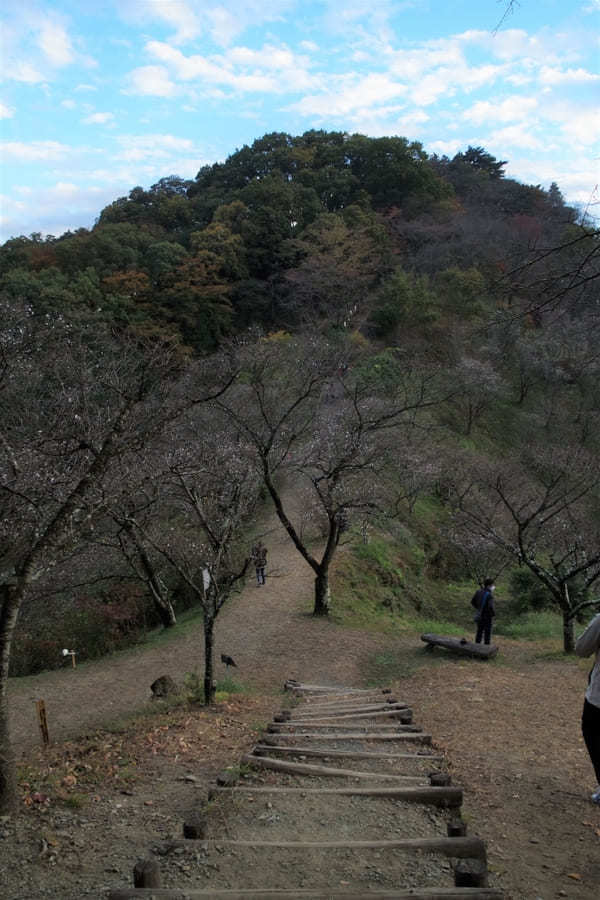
xmin=154 ymin=596 xmax=177 ymax=628
xmin=129 ymin=526 xmax=177 ymax=628
xmin=562 ymin=611 xmax=575 ymax=654
xmin=0 ymin=586 xmax=20 ymax=813
xmin=203 ymin=617 xmax=215 ymax=705
xmin=314 ymin=570 xmax=330 ymax=617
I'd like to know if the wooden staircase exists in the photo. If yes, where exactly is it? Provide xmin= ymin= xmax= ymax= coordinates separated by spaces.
xmin=108 ymin=680 xmax=504 ymax=899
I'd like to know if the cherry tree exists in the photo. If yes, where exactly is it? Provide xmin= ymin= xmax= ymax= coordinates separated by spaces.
xmin=217 ymin=336 xmax=446 ymax=615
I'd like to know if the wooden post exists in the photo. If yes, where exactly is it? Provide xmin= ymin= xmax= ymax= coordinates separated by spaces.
xmin=133 ymin=858 xmax=161 ymax=888
xmin=36 ymin=699 xmax=50 ymax=746
xmin=448 ymin=817 xmax=468 ymax=837
xmin=429 ymin=772 xmax=452 ymax=786
xmin=183 ymin=815 xmax=207 ymax=839
xmin=70 ymin=651 xmax=76 ymax=668
xmin=455 ymin=858 xmax=488 ymax=887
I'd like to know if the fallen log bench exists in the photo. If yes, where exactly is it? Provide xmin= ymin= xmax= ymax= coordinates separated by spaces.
xmin=421 ymin=634 xmax=498 ymax=659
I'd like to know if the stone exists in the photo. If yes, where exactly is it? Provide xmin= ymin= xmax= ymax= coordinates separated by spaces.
xmin=150 ymin=675 xmax=179 ymax=698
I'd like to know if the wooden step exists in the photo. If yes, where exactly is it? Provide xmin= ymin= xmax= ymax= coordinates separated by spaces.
xmin=254 ymin=744 xmax=443 ymax=761
xmin=159 ymin=836 xmax=483 ymax=857
xmin=282 ymin=709 xmax=413 ymax=725
xmin=294 ymin=695 xmax=401 ymax=708
xmin=211 ymin=785 xmax=463 ymax=806
xmin=290 ymin=702 xmax=407 ymax=718
xmin=110 ymin=889 xmax=504 ymax=899
xmin=268 ymin=723 xmax=420 ymax=734
xmin=242 ymin=753 xmax=426 ymax=781
xmin=285 ymin=681 xmax=390 ymax=693
xmin=259 ymin=731 xmax=432 ymax=743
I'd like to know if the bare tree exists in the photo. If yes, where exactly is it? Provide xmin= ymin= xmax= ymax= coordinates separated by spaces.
xmin=450 ymin=447 xmax=600 ymax=652
xmin=120 ymin=418 xmax=257 ymax=704
xmin=217 ymin=336 xmax=446 ymax=615
xmin=0 ymin=303 xmax=231 ymax=812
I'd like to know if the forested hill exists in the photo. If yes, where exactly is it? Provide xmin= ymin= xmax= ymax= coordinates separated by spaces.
xmin=1 ymin=129 xmax=599 ymax=692
xmin=0 ymin=130 xmax=585 ymax=353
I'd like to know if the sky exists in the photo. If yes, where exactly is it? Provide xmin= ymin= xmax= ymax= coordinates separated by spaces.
xmin=1 ymin=1 xmax=599 ymax=243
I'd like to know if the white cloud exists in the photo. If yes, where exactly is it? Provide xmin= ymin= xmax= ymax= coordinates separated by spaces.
xmin=117 ymin=0 xmax=294 ymax=47
xmin=75 ymin=84 xmax=98 ymax=92
xmin=117 ymin=0 xmax=202 ymax=44
xmin=140 ymin=41 xmax=291 ymax=93
xmin=0 ymin=102 xmax=15 ymax=119
xmin=291 ymin=72 xmax=407 ymax=117
xmin=426 ymin=139 xmax=464 ymax=157
xmin=486 ymin=123 xmax=543 ymax=151
xmin=463 ymin=96 xmax=538 ymax=125
xmin=126 ymin=66 xmax=177 ymax=97
xmin=81 ymin=112 xmax=115 ymax=125
xmin=8 ymin=62 xmax=45 ymax=84
xmin=538 ymin=66 xmax=600 ymax=86
xmin=61 ymin=99 xmax=76 ymax=109
xmin=509 ymin=154 xmax=599 ymax=206
xmin=1 ymin=141 xmax=72 ymax=161
xmin=115 ymin=134 xmax=196 ymax=163
xmin=38 ymin=20 xmax=75 ymax=67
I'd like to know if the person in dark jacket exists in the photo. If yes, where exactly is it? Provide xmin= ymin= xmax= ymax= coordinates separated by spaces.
xmin=472 ymin=578 xmax=496 ymax=645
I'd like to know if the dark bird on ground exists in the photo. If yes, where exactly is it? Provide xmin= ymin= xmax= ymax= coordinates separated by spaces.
xmin=221 ymin=654 xmax=237 ymax=667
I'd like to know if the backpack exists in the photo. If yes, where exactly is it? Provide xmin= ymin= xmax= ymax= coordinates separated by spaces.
xmin=471 ymin=589 xmax=483 ymax=610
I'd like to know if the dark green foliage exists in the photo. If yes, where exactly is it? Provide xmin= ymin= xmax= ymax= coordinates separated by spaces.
xmin=368 ymin=267 xmax=438 ymax=336
xmin=508 ymin=569 xmax=555 ymax=616
xmin=0 ymin=130 xmax=585 ymax=356
xmin=10 ymin=586 xmax=158 ymax=677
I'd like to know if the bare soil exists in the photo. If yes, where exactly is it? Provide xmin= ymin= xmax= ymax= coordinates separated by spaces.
xmin=2 ymin=507 xmax=599 ymax=898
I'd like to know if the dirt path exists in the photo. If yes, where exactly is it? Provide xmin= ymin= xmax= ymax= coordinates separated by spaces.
xmin=8 ymin=503 xmax=392 ymax=752
xmin=6 ymin=502 xmax=600 ymax=898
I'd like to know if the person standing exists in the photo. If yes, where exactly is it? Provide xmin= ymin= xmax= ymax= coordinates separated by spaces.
xmin=472 ymin=578 xmax=496 ymax=645
xmin=575 ymin=612 xmax=600 ymax=804
xmin=251 ymin=541 xmax=267 ymax=586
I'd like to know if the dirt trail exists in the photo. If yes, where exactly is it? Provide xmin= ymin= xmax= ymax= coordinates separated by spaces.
xmin=6 ymin=501 xmax=600 ymax=899
xmin=8 ymin=502 xmax=392 ymax=752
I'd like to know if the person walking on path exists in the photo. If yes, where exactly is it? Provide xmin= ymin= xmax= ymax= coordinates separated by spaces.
xmin=251 ymin=541 xmax=268 ymax=585
xmin=471 ymin=578 xmax=496 ymax=645
xmin=575 ymin=612 xmax=600 ymax=804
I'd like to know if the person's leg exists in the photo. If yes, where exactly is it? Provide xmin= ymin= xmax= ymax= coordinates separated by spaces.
xmin=255 ymin=566 xmax=261 ymax=585
xmin=582 ymin=699 xmax=600 ymax=788
xmin=484 ymin=620 xmax=492 ymax=645
xmin=475 ymin=621 xmax=484 ymax=643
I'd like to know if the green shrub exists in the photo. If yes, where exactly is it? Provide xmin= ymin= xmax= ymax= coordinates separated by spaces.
xmin=507 ymin=569 xmax=554 ymax=616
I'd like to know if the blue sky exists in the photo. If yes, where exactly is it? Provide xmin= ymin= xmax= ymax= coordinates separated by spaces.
xmin=1 ymin=1 xmax=599 ymax=242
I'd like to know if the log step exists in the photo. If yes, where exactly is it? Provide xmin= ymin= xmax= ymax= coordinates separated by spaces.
xmin=285 ymin=682 xmax=390 ymax=693
xmin=110 ymin=890 xmax=504 ymax=899
xmin=268 ymin=723 xmax=421 ymax=733
xmin=254 ymin=744 xmax=443 ymax=761
xmin=289 ymin=704 xmax=407 ymax=719
xmin=283 ymin=709 xmax=413 ymax=725
xmin=160 ymin=836 xmax=483 ymax=857
xmin=211 ymin=785 xmax=463 ymax=805
xmin=242 ymin=753 xmax=426 ymax=781
xmin=259 ymin=732 xmax=432 ymax=743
